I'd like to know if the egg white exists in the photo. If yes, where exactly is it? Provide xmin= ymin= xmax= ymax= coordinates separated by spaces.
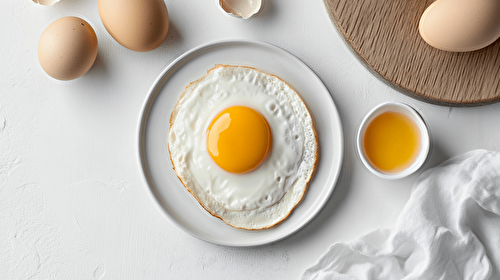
xmin=168 ymin=65 xmax=318 ymax=230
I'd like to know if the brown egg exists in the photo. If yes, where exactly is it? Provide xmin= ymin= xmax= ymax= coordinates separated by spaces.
xmin=38 ymin=17 xmax=98 ymax=80
xmin=419 ymin=0 xmax=500 ymax=52
xmin=98 ymin=0 xmax=169 ymax=52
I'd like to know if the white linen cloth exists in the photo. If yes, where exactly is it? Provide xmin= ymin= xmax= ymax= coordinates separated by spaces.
xmin=303 ymin=149 xmax=500 ymax=280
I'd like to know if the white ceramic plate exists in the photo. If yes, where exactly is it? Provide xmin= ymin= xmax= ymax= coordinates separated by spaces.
xmin=138 ymin=40 xmax=343 ymax=246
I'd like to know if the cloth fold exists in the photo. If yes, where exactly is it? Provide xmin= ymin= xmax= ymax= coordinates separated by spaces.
xmin=303 ymin=149 xmax=500 ymax=280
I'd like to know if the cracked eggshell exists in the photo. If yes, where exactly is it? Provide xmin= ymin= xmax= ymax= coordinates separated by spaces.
xmin=32 ymin=0 xmax=60 ymax=6
xmin=98 ymin=0 xmax=169 ymax=52
xmin=218 ymin=0 xmax=262 ymax=19
xmin=37 ymin=17 xmax=98 ymax=81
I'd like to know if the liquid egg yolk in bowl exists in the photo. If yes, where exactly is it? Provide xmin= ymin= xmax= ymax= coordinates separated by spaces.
xmin=363 ymin=111 xmax=421 ymax=174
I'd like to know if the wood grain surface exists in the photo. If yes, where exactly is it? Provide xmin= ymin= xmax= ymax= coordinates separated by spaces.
xmin=324 ymin=0 xmax=500 ymax=106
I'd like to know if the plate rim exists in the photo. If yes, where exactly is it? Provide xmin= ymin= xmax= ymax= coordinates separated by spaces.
xmin=137 ymin=39 xmax=344 ymax=247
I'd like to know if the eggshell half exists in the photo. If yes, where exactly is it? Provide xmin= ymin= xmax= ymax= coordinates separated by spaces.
xmin=98 ymin=0 xmax=169 ymax=52
xmin=32 ymin=0 xmax=60 ymax=6
xmin=219 ymin=0 xmax=262 ymax=19
xmin=37 ymin=17 xmax=98 ymax=81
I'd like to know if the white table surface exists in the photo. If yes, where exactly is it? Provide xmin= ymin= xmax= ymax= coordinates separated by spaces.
xmin=2 ymin=0 xmax=500 ymax=279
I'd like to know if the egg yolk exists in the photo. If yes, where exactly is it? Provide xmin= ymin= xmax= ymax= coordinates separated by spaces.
xmin=206 ymin=106 xmax=272 ymax=173
xmin=363 ymin=111 xmax=420 ymax=173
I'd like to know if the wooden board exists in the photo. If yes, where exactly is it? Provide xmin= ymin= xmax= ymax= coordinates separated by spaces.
xmin=324 ymin=0 xmax=500 ymax=106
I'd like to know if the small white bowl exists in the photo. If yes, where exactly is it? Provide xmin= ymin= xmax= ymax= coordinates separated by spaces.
xmin=357 ymin=102 xmax=430 ymax=179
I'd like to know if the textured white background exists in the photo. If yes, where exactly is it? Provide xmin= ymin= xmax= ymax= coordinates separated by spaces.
xmin=2 ymin=0 xmax=500 ymax=279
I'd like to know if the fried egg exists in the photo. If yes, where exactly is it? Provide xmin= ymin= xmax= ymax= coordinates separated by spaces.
xmin=168 ymin=65 xmax=318 ymax=230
